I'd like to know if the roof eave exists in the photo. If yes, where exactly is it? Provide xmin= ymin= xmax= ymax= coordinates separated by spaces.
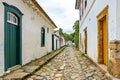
xmin=31 ymin=0 xmax=57 ymax=28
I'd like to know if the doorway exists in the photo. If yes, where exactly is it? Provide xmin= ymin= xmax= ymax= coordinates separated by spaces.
xmin=3 ymin=3 xmax=23 ymax=71
xmin=97 ymin=6 xmax=108 ymax=65
xmin=52 ymin=34 xmax=54 ymax=50
xmin=84 ymin=28 xmax=87 ymax=53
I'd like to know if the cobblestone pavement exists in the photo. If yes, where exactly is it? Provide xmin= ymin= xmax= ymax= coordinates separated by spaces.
xmin=26 ymin=46 xmax=108 ymax=80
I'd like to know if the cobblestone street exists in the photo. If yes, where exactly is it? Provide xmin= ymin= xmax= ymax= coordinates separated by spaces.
xmin=26 ymin=46 xmax=108 ymax=80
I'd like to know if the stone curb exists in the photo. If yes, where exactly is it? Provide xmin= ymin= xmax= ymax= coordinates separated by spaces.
xmin=0 ymin=46 xmax=66 ymax=80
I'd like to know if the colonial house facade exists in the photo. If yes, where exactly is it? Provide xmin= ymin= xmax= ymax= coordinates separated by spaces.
xmin=60 ymin=35 xmax=66 ymax=47
xmin=75 ymin=0 xmax=120 ymax=78
xmin=0 ymin=0 xmax=57 ymax=75
xmin=53 ymin=33 xmax=60 ymax=50
xmin=53 ymin=30 xmax=66 ymax=50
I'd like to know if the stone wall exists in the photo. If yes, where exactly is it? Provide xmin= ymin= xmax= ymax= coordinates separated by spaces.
xmin=108 ymin=40 xmax=120 ymax=78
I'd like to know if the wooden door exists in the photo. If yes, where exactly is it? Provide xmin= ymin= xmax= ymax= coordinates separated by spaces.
xmin=56 ymin=40 xmax=58 ymax=50
xmin=97 ymin=5 xmax=108 ymax=65
xmin=52 ymin=34 xmax=54 ymax=50
xmin=84 ymin=28 xmax=87 ymax=53
xmin=5 ymin=12 xmax=21 ymax=70
xmin=3 ymin=3 xmax=23 ymax=71
xmin=103 ymin=16 xmax=108 ymax=65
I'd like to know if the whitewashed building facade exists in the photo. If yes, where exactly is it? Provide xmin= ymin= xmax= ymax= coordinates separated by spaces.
xmin=52 ymin=30 xmax=66 ymax=50
xmin=0 ymin=0 xmax=57 ymax=75
xmin=53 ymin=30 xmax=66 ymax=50
xmin=75 ymin=0 xmax=120 ymax=78
xmin=60 ymin=35 xmax=66 ymax=47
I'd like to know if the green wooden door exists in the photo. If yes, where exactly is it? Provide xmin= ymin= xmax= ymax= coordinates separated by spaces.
xmin=56 ymin=40 xmax=58 ymax=49
xmin=41 ymin=27 xmax=45 ymax=47
xmin=7 ymin=23 xmax=19 ymax=67
xmin=5 ymin=13 xmax=20 ymax=70
xmin=3 ymin=2 xmax=23 ymax=71
xmin=52 ymin=34 xmax=54 ymax=50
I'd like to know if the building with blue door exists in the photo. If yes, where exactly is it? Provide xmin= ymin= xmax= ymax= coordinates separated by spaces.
xmin=0 ymin=0 xmax=57 ymax=75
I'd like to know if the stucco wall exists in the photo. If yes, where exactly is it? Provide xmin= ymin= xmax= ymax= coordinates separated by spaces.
xmin=54 ymin=36 xmax=60 ymax=50
xmin=116 ymin=0 xmax=120 ymax=39
xmin=79 ymin=0 xmax=116 ymax=62
xmin=61 ymin=37 xmax=66 ymax=46
xmin=0 ymin=0 xmax=56 ymax=75
xmin=0 ymin=1 xmax=5 ymax=75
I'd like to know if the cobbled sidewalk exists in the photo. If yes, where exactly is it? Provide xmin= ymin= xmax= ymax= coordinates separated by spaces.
xmin=0 ymin=47 xmax=65 ymax=80
xmin=26 ymin=46 xmax=108 ymax=80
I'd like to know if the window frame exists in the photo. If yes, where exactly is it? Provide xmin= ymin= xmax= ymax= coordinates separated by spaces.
xmin=85 ymin=0 xmax=87 ymax=9
xmin=47 ymin=27 xmax=49 ymax=33
xmin=41 ymin=27 xmax=45 ymax=47
xmin=7 ymin=12 xmax=18 ymax=26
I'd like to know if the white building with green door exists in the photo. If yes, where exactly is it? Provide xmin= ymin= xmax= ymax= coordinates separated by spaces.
xmin=53 ymin=30 xmax=66 ymax=50
xmin=0 ymin=0 xmax=57 ymax=75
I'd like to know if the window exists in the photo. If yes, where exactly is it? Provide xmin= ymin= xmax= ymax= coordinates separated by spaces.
xmin=85 ymin=0 xmax=87 ymax=9
xmin=47 ymin=27 xmax=49 ymax=33
xmin=7 ymin=12 xmax=18 ymax=25
xmin=41 ymin=27 xmax=45 ymax=47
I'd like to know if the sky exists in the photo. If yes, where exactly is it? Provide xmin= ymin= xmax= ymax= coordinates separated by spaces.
xmin=36 ymin=0 xmax=79 ymax=34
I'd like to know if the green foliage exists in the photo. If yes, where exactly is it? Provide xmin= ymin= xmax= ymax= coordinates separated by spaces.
xmin=63 ymin=33 xmax=72 ymax=41
xmin=59 ymin=28 xmax=63 ymax=36
xmin=63 ymin=20 xmax=79 ymax=47
xmin=73 ymin=20 xmax=79 ymax=48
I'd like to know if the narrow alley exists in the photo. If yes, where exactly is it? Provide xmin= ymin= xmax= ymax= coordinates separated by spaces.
xmin=26 ymin=46 xmax=108 ymax=80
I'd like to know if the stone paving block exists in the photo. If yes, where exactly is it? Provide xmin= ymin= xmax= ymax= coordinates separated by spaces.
xmin=0 ymin=78 xmax=3 ymax=80
xmin=22 ymin=66 xmax=39 ymax=73
xmin=55 ymin=74 xmax=63 ymax=77
xmin=35 ymin=76 xmax=43 ymax=80
xmin=3 ymin=71 xmax=29 ymax=79
xmin=8 ymin=65 xmax=21 ymax=72
xmin=54 ymin=77 xmax=61 ymax=80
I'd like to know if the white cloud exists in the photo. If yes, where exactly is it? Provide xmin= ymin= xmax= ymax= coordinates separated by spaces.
xmin=36 ymin=0 xmax=79 ymax=33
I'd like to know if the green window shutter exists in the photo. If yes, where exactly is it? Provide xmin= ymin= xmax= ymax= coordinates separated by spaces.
xmin=41 ymin=27 xmax=45 ymax=47
xmin=52 ymin=34 xmax=54 ymax=50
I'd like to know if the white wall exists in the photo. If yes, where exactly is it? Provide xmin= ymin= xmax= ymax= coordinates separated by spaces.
xmin=0 ymin=0 xmax=56 ymax=74
xmin=54 ymin=36 xmax=60 ymax=50
xmin=61 ymin=36 xmax=66 ymax=46
xmin=0 ymin=1 xmax=5 ymax=75
xmin=79 ymin=0 xmax=117 ymax=62
xmin=46 ymin=26 xmax=54 ymax=52
xmin=116 ymin=0 xmax=120 ymax=39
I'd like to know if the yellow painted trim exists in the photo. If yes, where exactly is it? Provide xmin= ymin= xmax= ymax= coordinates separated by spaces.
xmin=80 ymin=0 xmax=96 ymax=26
xmin=97 ymin=5 xmax=109 ymax=20
xmin=97 ymin=5 xmax=108 ymax=65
